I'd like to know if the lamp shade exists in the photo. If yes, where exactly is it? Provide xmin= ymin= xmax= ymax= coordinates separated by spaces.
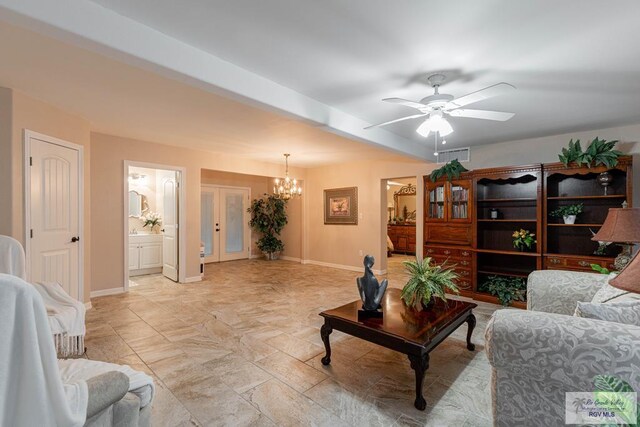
xmin=591 ymin=208 xmax=640 ymax=243
xmin=609 ymin=252 xmax=640 ymax=292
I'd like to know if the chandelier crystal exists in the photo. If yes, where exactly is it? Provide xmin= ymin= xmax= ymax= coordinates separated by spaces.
xmin=273 ymin=154 xmax=302 ymax=200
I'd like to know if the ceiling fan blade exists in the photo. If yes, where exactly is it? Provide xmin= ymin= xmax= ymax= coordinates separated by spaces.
xmin=445 ymin=82 xmax=516 ymax=109
xmin=448 ymin=109 xmax=515 ymax=121
xmin=382 ymin=97 xmax=427 ymax=110
xmin=364 ymin=113 xmax=428 ymax=129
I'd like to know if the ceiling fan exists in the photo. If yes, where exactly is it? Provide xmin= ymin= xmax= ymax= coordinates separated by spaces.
xmin=365 ymin=74 xmax=516 ymax=137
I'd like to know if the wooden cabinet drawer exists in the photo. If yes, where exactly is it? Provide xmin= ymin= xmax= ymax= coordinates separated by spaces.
xmin=544 ymin=255 xmax=615 ymax=272
xmin=455 ymin=278 xmax=472 ymax=290
xmin=425 ymin=224 xmax=472 ymax=245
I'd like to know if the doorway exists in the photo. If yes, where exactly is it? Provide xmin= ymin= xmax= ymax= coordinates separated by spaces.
xmin=24 ymin=130 xmax=84 ymax=301
xmin=124 ymin=162 xmax=186 ymax=289
xmin=201 ymin=185 xmax=251 ymax=263
xmin=385 ymin=177 xmax=419 ymax=283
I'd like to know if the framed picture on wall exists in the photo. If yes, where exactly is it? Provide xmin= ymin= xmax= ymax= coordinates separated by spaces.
xmin=324 ymin=187 xmax=358 ymax=225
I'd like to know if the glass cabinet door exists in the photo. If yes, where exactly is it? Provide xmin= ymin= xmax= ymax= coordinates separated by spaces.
xmin=427 ymin=183 xmax=446 ymax=221
xmin=449 ymin=180 xmax=472 ymax=222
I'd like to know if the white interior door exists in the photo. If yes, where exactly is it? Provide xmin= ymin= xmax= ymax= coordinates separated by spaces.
xmin=162 ymin=173 xmax=179 ymax=281
xmin=201 ymin=187 xmax=220 ymax=263
xmin=201 ymin=186 xmax=250 ymax=263
xmin=219 ymin=188 xmax=250 ymax=262
xmin=28 ymin=135 xmax=81 ymax=300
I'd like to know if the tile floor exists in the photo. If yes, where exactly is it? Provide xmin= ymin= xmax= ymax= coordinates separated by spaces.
xmin=88 ymin=258 xmax=502 ymax=426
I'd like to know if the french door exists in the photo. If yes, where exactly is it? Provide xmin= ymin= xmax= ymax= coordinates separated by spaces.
xmin=27 ymin=132 xmax=82 ymax=301
xmin=201 ymin=186 xmax=250 ymax=263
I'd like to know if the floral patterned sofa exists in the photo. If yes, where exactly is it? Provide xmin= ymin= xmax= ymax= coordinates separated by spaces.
xmin=485 ymin=270 xmax=640 ymax=427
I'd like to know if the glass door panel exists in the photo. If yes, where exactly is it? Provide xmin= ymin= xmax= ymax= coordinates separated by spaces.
xmin=201 ymin=192 xmax=214 ymax=257
xmin=427 ymin=183 xmax=446 ymax=221
xmin=219 ymin=188 xmax=250 ymax=261
xmin=449 ymin=180 xmax=472 ymax=223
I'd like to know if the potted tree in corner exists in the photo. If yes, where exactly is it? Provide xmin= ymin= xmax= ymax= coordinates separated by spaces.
xmin=248 ymin=194 xmax=288 ymax=260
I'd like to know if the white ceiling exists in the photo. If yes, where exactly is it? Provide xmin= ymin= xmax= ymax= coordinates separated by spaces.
xmin=87 ymin=0 xmax=640 ymax=147
xmin=2 ymin=0 xmax=640 ymax=165
xmin=0 ymin=22 xmax=414 ymax=167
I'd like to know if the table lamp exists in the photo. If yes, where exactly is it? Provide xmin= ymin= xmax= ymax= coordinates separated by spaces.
xmin=591 ymin=207 xmax=640 ymax=271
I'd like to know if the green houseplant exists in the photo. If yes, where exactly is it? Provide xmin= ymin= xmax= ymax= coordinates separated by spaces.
xmin=247 ymin=194 xmax=288 ymax=260
xmin=401 ymin=257 xmax=459 ymax=310
xmin=430 ymin=159 xmax=468 ymax=182
xmin=479 ymin=275 xmax=526 ymax=306
xmin=558 ymin=137 xmax=623 ymax=168
xmin=549 ymin=203 xmax=584 ymax=224
xmin=512 ymin=229 xmax=536 ymax=251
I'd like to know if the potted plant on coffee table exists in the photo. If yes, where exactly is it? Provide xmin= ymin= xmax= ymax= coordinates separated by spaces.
xmin=550 ymin=203 xmax=584 ymax=224
xmin=401 ymin=257 xmax=459 ymax=310
xmin=247 ymin=194 xmax=288 ymax=260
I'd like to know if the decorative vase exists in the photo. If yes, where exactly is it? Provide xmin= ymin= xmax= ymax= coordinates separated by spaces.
xmin=264 ymin=251 xmax=280 ymax=260
xmin=563 ymin=215 xmax=576 ymax=224
xmin=597 ymin=171 xmax=613 ymax=195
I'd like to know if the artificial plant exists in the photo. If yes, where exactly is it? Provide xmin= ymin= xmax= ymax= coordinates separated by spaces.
xmin=558 ymin=137 xmax=623 ymax=168
xmin=247 ymin=194 xmax=288 ymax=258
xmin=429 ymin=159 xmax=468 ymax=182
xmin=549 ymin=203 xmax=584 ymax=218
xmin=512 ymin=229 xmax=536 ymax=251
xmin=479 ymin=275 xmax=527 ymax=306
xmin=400 ymin=257 xmax=459 ymax=310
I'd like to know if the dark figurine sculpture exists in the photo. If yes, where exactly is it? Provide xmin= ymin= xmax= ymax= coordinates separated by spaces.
xmin=357 ymin=255 xmax=388 ymax=312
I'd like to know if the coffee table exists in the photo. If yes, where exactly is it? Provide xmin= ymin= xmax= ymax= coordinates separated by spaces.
xmin=319 ymin=288 xmax=477 ymax=410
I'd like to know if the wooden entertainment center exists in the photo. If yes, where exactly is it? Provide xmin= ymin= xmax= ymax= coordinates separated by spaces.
xmin=424 ymin=156 xmax=633 ymax=307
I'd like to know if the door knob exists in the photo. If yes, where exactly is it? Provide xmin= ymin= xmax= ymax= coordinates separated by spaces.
xmin=71 ymin=236 xmax=80 ymax=243
xmin=161 ymin=229 xmax=165 ymax=232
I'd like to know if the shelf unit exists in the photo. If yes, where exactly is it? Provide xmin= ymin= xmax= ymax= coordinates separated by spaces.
xmin=473 ymin=165 xmax=543 ymax=306
xmin=421 ymin=156 xmax=633 ymax=308
xmin=543 ymin=157 xmax=633 ymax=264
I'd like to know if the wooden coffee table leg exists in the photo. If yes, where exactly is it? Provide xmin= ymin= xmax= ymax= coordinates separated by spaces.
xmin=408 ymin=352 xmax=429 ymax=410
xmin=466 ymin=313 xmax=476 ymax=351
xmin=320 ymin=320 xmax=333 ymax=365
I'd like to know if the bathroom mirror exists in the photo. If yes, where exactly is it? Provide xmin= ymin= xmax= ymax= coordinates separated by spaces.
xmin=394 ymin=184 xmax=417 ymax=222
xmin=128 ymin=191 xmax=149 ymax=217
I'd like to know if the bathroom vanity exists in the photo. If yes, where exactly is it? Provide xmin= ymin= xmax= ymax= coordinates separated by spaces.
xmin=129 ymin=233 xmax=163 ymax=276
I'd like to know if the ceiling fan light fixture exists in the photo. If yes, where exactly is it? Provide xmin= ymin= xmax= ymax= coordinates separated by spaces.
xmin=416 ymin=115 xmax=453 ymax=138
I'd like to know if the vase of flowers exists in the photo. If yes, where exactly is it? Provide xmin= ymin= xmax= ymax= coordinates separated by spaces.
xmin=549 ymin=203 xmax=584 ymax=224
xmin=512 ymin=229 xmax=536 ymax=252
xmin=142 ymin=212 xmax=162 ymax=233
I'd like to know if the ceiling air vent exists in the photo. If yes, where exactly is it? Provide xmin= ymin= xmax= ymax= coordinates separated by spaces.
xmin=436 ymin=147 xmax=470 ymax=164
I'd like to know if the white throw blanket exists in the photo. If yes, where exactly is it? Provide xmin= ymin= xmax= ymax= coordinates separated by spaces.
xmin=59 ymin=359 xmax=155 ymax=408
xmin=0 ymin=273 xmax=88 ymax=426
xmin=0 ymin=235 xmax=86 ymax=357
xmin=0 ymin=236 xmax=26 ymax=280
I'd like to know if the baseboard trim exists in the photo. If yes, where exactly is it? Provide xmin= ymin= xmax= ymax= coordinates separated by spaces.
xmin=249 ymin=254 xmax=262 ymax=259
xmin=302 ymin=259 xmax=385 ymax=275
xmin=90 ymin=287 xmax=125 ymax=298
xmin=183 ymin=276 xmax=202 ymax=283
xmin=280 ymin=256 xmax=301 ymax=262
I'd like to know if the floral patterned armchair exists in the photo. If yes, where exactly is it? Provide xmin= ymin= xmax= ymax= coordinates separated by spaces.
xmin=485 ymin=270 xmax=640 ymax=427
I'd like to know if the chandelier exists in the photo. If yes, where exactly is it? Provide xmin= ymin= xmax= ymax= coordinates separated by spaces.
xmin=273 ymin=154 xmax=302 ymax=200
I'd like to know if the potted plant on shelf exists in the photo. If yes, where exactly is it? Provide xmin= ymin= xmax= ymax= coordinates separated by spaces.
xmin=400 ymin=257 xmax=459 ymax=310
xmin=549 ymin=203 xmax=584 ymax=224
xmin=512 ymin=229 xmax=536 ymax=252
xmin=247 ymin=194 xmax=288 ymax=260
xmin=429 ymin=159 xmax=468 ymax=182
xmin=478 ymin=275 xmax=526 ymax=306
xmin=558 ymin=137 xmax=623 ymax=168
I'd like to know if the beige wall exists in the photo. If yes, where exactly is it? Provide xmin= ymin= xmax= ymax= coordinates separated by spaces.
xmin=304 ymin=160 xmax=434 ymax=273
xmin=90 ymin=132 xmax=305 ymax=292
xmin=1 ymin=89 xmax=92 ymax=302
xmin=0 ymin=88 xmax=12 ymax=236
